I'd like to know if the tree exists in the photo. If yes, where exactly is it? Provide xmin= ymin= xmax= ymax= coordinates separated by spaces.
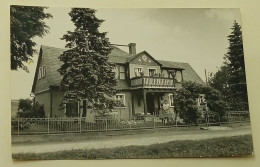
xmin=10 ymin=5 xmax=52 ymax=72
xmin=18 ymin=98 xmax=32 ymax=112
xmin=224 ymin=21 xmax=248 ymax=111
xmin=58 ymin=8 xmax=117 ymax=117
xmin=208 ymin=65 xmax=230 ymax=101
xmin=174 ymin=82 xmax=229 ymax=124
xmin=174 ymin=87 xmax=199 ymax=124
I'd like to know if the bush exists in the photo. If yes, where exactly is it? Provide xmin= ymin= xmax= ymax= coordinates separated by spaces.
xmin=17 ymin=103 xmax=45 ymax=118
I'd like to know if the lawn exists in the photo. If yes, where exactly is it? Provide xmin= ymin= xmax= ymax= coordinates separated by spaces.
xmin=12 ymin=134 xmax=253 ymax=160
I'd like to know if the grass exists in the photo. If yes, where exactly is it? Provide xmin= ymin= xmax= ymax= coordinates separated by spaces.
xmin=12 ymin=134 xmax=253 ymax=160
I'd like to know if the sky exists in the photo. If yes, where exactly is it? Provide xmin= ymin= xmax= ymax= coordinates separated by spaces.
xmin=11 ymin=8 xmax=241 ymax=100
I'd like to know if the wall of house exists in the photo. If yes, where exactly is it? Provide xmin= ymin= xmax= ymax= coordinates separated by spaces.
xmin=129 ymin=64 xmax=161 ymax=78
xmin=34 ymin=91 xmax=50 ymax=117
xmin=51 ymin=90 xmax=66 ymax=118
xmin=114 ymin=91 xmax=132 ymax=120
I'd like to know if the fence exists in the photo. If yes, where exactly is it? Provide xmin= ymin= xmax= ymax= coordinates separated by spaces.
xmin=11 ymin=111 xmax=251 ymax=135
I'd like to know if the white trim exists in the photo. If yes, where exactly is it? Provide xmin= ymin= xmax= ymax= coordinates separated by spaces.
xmin=34 ymin=88 xmax=50 ymax=95
xmin=115 ymin=94 xmax=126 ymax=108
xmin=168 ymin=93 xmax=174 ymax=107
xmin=38 ymin=67 xmax=42 ymax=79
xmin=42 ymin=65 xmax=46 ymax=78
xmin=134 ymin=67 xmax=143 ymax=77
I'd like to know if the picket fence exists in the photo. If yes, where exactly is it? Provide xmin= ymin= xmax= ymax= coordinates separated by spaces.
xmin=11 ymin=111 xmax=250 ymax=135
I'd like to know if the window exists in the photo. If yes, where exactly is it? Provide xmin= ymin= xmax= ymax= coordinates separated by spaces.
xmin=115 ymin=94 xmax=126 ymax=107
xmin=38 ymin=65 xmax=46 ymax=79
xmin=119 ymin=66 xmax=125 ymax=79
xmin=169 ymin=94 xmax=174 ymax=107
xmin=42 ymin=65 xmax=46 ymax=78
xmin=168 ymin=71 xmax=175 ymax=78
xmin=38 ymin=67 xmax=42 ymax=79
xmin=134 ymin=67 xmax=143 ymax=77
xmin=149 ymin=68 xmax=156 ymax=76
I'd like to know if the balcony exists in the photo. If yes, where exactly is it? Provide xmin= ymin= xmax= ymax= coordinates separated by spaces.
xmin=130 ymin=76 xmax=181 ymax=89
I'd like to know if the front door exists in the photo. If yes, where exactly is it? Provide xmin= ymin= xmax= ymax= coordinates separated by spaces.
xmin=146 ymin=93 xmax=155 ymax=115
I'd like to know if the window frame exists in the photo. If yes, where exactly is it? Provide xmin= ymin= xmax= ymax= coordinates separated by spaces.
xmin=115 ymin=94 xmax=126 ymax=108
xmin=134 ymin=67 xmax=143 ymax=77
xmin=148 ymin=68 xmax=157 ymax=76
xmin=38 ymin=67 xmax=42 ymax=79
xmin=42 ymin=65 xmax=46 ymax=78
xmin=119 ymin=65 xmax=126 ymax=80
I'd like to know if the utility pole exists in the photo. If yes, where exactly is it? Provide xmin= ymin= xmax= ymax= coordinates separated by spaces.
xmin=205 ymin=69 xmax=208 ymax=85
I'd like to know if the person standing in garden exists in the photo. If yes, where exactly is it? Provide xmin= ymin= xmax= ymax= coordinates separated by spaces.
xmin=163 ymin=100 xmax=170 ymax=124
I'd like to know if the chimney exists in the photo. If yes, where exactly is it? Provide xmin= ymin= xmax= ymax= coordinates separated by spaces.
xmin=128 ymin=43 xmax=136 ymax=55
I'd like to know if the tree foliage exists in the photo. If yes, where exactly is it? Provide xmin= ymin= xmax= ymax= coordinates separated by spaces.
xmin=208 ymin=65 xmax=229 ymax=101
xmin=209 ymin=21 xmax=248 ymax=111
xmin=17 ymin=100 xmax=45 ymax=118
xmin=18 ymin=98 xmax=32 ymax=112
xmin=58 ymin=8 xmax=117 ymax=115
xmin=174 ymin=87 xmax=199 ymax=124
xmin=225 ymin=21 xmax=248 ymax=111
xmin=10 ymin=5 xmax=52 ymax=72
xmin=174 ymin=82 xmax=229 ymax=123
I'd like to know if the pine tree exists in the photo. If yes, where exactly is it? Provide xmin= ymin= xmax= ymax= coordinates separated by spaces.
xmin=225 ymin=21 xmax=248 ymax=110
xmin=58 ymin=8 xmax=117 ymax=116
xmin=10 ymin=6 xmax=52 ymax=72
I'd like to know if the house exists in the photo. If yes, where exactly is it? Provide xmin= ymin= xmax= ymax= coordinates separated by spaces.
xmin=31 ymin=43 xmax=205 ymax=120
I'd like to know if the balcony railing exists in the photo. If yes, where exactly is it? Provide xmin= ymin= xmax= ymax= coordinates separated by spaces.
xmin=130 ymin=76 xmax=180 ymax=89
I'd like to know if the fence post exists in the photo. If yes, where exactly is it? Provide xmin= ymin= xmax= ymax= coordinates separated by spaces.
xmin=218 ymin=113 xmax=221 ymax=126
xmin=105 ymin=118 xmax=108 ymax=132
xmin=47 ymin=117 xmax=50 ymax=134
xmin=228 ymin=113 xmax=230 ymax=127
xmin=17 ymin=116 xmax=20 ymax=136
xmin=153 ymin=114 xmax=155 ymax=129
xmin=239 ymin=112 xmax=241 ymax=126
xmin=79 ymin=117 xmax=82 ymax=133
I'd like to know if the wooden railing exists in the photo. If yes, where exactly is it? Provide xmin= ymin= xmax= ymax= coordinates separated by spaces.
xmin=130 ymin=76 xmax=178 ymax=89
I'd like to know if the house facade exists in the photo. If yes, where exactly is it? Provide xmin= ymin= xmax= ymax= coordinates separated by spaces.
xmin=31 ymin=44 xmax=205 ymax=120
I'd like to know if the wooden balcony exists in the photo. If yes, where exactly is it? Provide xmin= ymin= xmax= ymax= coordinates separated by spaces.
xmin=130 ymin=76 xmax=181 ymax=89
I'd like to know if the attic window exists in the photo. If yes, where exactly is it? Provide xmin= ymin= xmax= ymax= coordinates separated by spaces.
xmin=42 ymin=65 xmax=46 ymax=78
xmin=38 ymin=67 xmax=42 ymax=79
xmin=38 ymin=65 xmax=46 ymax=80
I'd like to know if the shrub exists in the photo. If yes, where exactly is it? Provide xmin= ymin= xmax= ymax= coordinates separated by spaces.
xmin=17 ymin=103 xmax=45 ymax=118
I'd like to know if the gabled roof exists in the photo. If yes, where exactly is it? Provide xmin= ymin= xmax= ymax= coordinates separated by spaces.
xmin=159 ymin=60 xmax=184 ymax=70
xmin=31 ymin=45 xmax=132 ymax=93
xmin=126 ymin=51 xmax=162 ymax=66
xmin=158 ymin=60 xmax=206 ymax=85
xmin=32 ymin=45 xmax=205 ymax=93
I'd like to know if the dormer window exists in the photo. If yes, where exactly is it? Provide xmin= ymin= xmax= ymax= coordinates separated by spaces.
xmin=38 ymin=67 xmax=42 ymax=79
xmin=42 ymin=65 xmax=46 ymax=78
xmin=38 ymin=65 xmax=46 ymax=80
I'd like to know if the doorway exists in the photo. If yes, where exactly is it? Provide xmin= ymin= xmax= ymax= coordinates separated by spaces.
xmin=146 ymin=93 xmax=155 ymax=114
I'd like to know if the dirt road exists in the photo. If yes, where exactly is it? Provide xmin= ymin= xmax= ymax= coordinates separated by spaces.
xmin=12 ymin=126 xmax=252 ymax=154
